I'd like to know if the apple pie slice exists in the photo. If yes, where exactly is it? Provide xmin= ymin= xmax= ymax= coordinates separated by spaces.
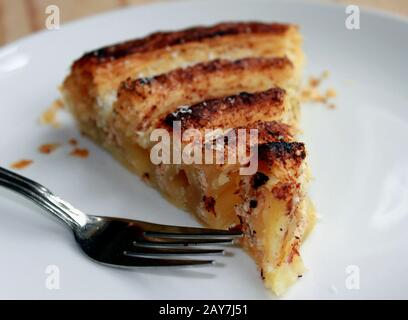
xmin=61 ymin=22 xmax=315 ymax=295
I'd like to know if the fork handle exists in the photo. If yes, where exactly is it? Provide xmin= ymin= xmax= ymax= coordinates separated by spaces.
xmin=0 ymin=166 xmax=88 ymax=229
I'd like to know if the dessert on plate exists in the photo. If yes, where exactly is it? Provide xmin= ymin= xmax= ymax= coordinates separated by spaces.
xmin=61 ymin=22 xmax=315 ymax=295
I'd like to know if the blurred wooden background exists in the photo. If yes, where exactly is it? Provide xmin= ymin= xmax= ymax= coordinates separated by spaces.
xmin=0 ymin=0 xmax=407 ymax=46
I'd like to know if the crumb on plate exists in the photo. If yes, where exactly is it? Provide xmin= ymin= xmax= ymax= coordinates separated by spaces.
xmin=301 ymin=70 xmax=337 ymax=109
xmin=70 ymin=147 xmax=89 ymax=158
xmin=325 ymin=88 xmax=337 ymax=99
xmin=38 ymin=143 xmax=60 ymax=154
xmin=10 ymin=159 xmax=33 ymax=170
xmin=68 ymin=138 xmax=78 ymax=146
xmin=40 ymin=99 xmax=64 ymax=128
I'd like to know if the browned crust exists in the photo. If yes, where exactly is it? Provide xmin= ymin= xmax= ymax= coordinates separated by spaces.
xmin=113 ymin=57 xmax=294 ymax=134
xmin=120 ymin=57 xmax=293 ymax=92
xmin=74 ymin=22 xmax=291 ymax=66
xmin=233 ymin=120 xmax=294 ymax=144
xmin=229 ymin=122 xmax=305 ymax=174
xmin=213 ymin=121 xmax=295 ymax=157
xmin=160 ymin=88 xmax=286 ymax=130
xmin=257 ymin=141 xmax=306 ymax=170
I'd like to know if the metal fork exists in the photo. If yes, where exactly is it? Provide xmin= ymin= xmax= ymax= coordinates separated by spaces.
xmin=0 ymin=166 xmax=242 ymax=267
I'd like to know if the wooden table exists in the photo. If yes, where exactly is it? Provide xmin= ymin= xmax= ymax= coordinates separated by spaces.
xmin=0 ymin=0 xmax=407 ymax=46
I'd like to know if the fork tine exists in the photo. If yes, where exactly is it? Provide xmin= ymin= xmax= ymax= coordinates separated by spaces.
xmin=144 ymin=231 xmax=242 ymax=239
xmin=139 ymin=237 xmax=234 ymax=246
xmin=127 ymin=244 xmax=224 ymax=256
xmin=116 ymin=254 xmax=214 ymax=267
xmin=141 ymin=223 xmax=242 ymax=239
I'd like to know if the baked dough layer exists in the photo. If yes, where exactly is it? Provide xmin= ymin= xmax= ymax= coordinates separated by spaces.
xmin=61 ymin=22 xmax=314 ymax=296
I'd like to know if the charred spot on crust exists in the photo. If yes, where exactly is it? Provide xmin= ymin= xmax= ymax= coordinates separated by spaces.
xmin=252 ymin=172 xmax=269 ymax=189
xmin=120 ymin=77 xmax=136 ymax=91
xmin=162 ymin=88 xmax=285 ymax=130
xmin=258 ymin=141 xmax=306 ymax=168
xmin=249 ymin=200 xmax=258 ymax=208
xmin=74 ymin=22 xmax=291 ymax=65
xmin=202 ymin=196 xmax=216 ymax=215
xmin=138 ymin=77 xmax=153 ymax=85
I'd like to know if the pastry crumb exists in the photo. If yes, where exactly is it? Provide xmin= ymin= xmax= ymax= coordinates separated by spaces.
xmin=38 ymin=143 xmax=60 ymax=154
xmin=10 ymin=159 xmax=33 ymax=170
xmin=325 ymin=88 xmax=337 ymax=99
xmin=70 ymin=147 xmax=89 ymax=158
xmin=308 ymin=77 xmax=321 ymax=88
xmin=68 ymin=138 xmax=78 ymax=146
xmin=301 ymin=71 xmax=337 ymax=109
xmin=40 ymin=99 xmax=64 ymax=128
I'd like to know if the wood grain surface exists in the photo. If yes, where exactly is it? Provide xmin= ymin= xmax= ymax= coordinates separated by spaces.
xmin=0 ymin=0 xmax=407 ymax=46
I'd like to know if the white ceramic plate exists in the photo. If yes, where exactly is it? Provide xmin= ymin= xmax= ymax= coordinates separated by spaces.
xmin=0 ymin=0 xmax=407 ymax=299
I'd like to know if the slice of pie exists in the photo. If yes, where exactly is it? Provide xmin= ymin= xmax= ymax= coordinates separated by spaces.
xmin=61 ymin=22 xmax=315 ymax=295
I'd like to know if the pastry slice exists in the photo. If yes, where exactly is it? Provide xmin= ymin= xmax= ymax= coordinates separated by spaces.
xmin=61 ymin=22 xmax=314 ymax=295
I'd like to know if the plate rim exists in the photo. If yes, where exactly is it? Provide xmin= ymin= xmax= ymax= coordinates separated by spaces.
xmin=1 ymin=0 xmax=407 ymax=53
